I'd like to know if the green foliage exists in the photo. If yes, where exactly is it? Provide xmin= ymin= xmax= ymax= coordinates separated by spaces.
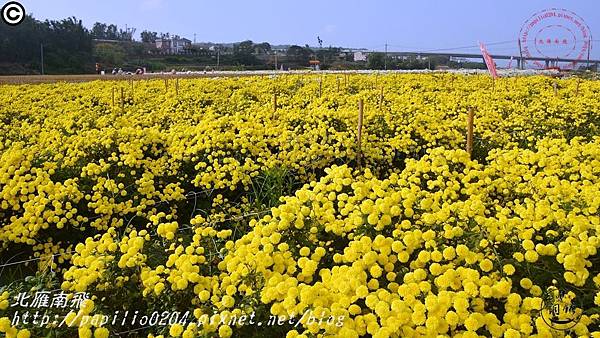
xmin=141 ymin=30 xmax=158 ymax=43
xmin=0 ymin=15 xmax=93 ymax=74
xmin=367 ymin=52 xmax=385 ymax=69
xmin=286 ymin=45 xmax=313 ymax=66
xmin=250 ymin=167 xmax=298 ymax=210
xmin=91 ymin=22 xmax=133 ymax=41
xmin=94 ymin=43 xmax=126 ymax=68
xmin=232 ymin=40 xmax=261 ymax=66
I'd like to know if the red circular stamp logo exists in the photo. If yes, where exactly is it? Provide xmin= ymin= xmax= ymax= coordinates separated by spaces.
xmin=519 ymin=8 xmax=592 ymax=69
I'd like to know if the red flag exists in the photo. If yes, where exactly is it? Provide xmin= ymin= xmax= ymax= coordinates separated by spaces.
xmin=479 ymin=42 xmax=498 ymax=79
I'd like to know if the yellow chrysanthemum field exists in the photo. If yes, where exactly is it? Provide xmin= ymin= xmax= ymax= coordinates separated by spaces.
xmin=0 ymin=73 xmax=599 ymax=337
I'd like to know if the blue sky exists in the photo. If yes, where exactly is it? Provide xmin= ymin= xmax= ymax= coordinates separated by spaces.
xmin=18 ymin=0 xmax=600 ymax=58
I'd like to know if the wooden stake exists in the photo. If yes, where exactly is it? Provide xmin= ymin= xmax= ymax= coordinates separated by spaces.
xmin=176 ymin=78 xmax=180 ymax=96
xmin=553 ymin=80 xmax=558 ymax=97
xmin=111 ymin=87 xmax=115 ymax=106
xmin=130 ymin=79 xmax=134 ymax=102
xmin=120 ymin=87 xmax=124 ymax=110
xmin=357 ymin=99 xmax=364 ymax=170
xmin=467 ymin=108 xmax=474 ymax=158
xmin=379 ymin=87 xmax=384 ymax=109
xmin=273 ymin=92 xmax=277 ymax=112
xmin=337 ymin=77 xmax=340 ymax=91
xmin=164 ymin=78 xmax=168 ymax=92
xmin=575 ymin=78 xmax=581 ymax=97
xmin=319 ymin=78 xmax=322 ymax=97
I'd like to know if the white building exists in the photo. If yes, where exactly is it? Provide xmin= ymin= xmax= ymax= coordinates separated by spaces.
xmin=354 ymin=51 xmax=369 ymax=62
xmin=156 ymin=36 xmax=192 ymax=54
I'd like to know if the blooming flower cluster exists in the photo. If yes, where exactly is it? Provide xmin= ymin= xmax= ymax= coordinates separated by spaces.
xmin=0 ymin=74 xmax=599 ymax=337
xmin=222 ymin=141 xmax=599 ymax=337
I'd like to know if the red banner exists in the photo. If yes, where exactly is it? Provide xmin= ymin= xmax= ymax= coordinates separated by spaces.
xmin=479 ymin=42 xmax=498 ymax=79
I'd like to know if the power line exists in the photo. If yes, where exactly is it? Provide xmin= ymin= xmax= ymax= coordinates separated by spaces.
xmin=369 ymin=39 xmax=599 ymax=60
xmin=371 ymin=40 xmax=516 ymax=53
xmin=416 ymin=40 xmax=515 ymax=53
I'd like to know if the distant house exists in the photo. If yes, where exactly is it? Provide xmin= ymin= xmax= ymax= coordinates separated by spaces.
xmin=272 ymin=46 xmax=288 ymax=53
xmin=354 ymin=51 xmax=369 ymax=62
xmin=155 ymin=36 xmax=192 ymax=54
xmin=450 ymin=56 xmax=467 ymax=63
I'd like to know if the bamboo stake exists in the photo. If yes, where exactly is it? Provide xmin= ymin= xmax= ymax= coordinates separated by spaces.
xmin=319 ymin=78 xmax=322 ymax=97
xmin=467 ymin=108 xmax=474 ymax=158
xmin=357 ymin=99 xmax=364 ymax=170
xmin=120 ymin=87 xmax=124 ymax=110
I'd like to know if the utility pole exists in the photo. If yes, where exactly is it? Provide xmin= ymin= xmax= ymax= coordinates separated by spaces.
xmin=518 ymin=39 xmax=524 ymax=70
xmin=384 ymin=43 xmax=388 ymax=70
xmin=587 ymin=38 xmax=591 ymax=70
xmin=274 ymin=51 xmax=278 ymax=70
xmin=40 ymin=43 xmax=44 ymax=75
xmin=194 ymin=33 xmax=196 ymax=44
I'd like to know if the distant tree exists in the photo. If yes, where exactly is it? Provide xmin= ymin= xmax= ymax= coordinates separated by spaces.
xmin=367 ymin=52 xmax=385 ymax=69
xmin=233 ymin=40 xmax=259 ymax=65
xmin=91 ymin=22 xmax=108 ymax=39
xmin=91 ymin=22 xmax=134 ymax=41
xmin=428 ymin=55 xmax=449 ymax=69
xmin=94 ymin=43 xmax=126 ymax=67
xmin=254 ymin=42 xmax=271 ymax=54
xmin=119 ymin=27 xmax=136 ymax=41
xmin=286 ymin=45 xmax=304 ymax=56
xmin=0 ymin=15 xmax=40 ymax=65
xmin=391 ymin=56 xmax=429 ymax=70
xmin=104 ymin=24 xmax=118 ymax=39
xmin=141 ymin=30 xmax=158 ymax=43
xmin=316 ymin=47 xmax=341 ymax=68
xmin=125 ymin=42 xmax=147 ymax=57
xmin=0 ymin=15 xmax=95 ymax=74
xmin=286 ymin=45 xmax=312 ymax=65
xmin=43 ymin=17 xmax=94 ymax=73
xmin=234 ymin=40 xmax=254 ymax=54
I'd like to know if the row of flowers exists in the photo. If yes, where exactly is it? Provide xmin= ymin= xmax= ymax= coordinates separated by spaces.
xmin=0 ymin=74 xmax=598 ymax=337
